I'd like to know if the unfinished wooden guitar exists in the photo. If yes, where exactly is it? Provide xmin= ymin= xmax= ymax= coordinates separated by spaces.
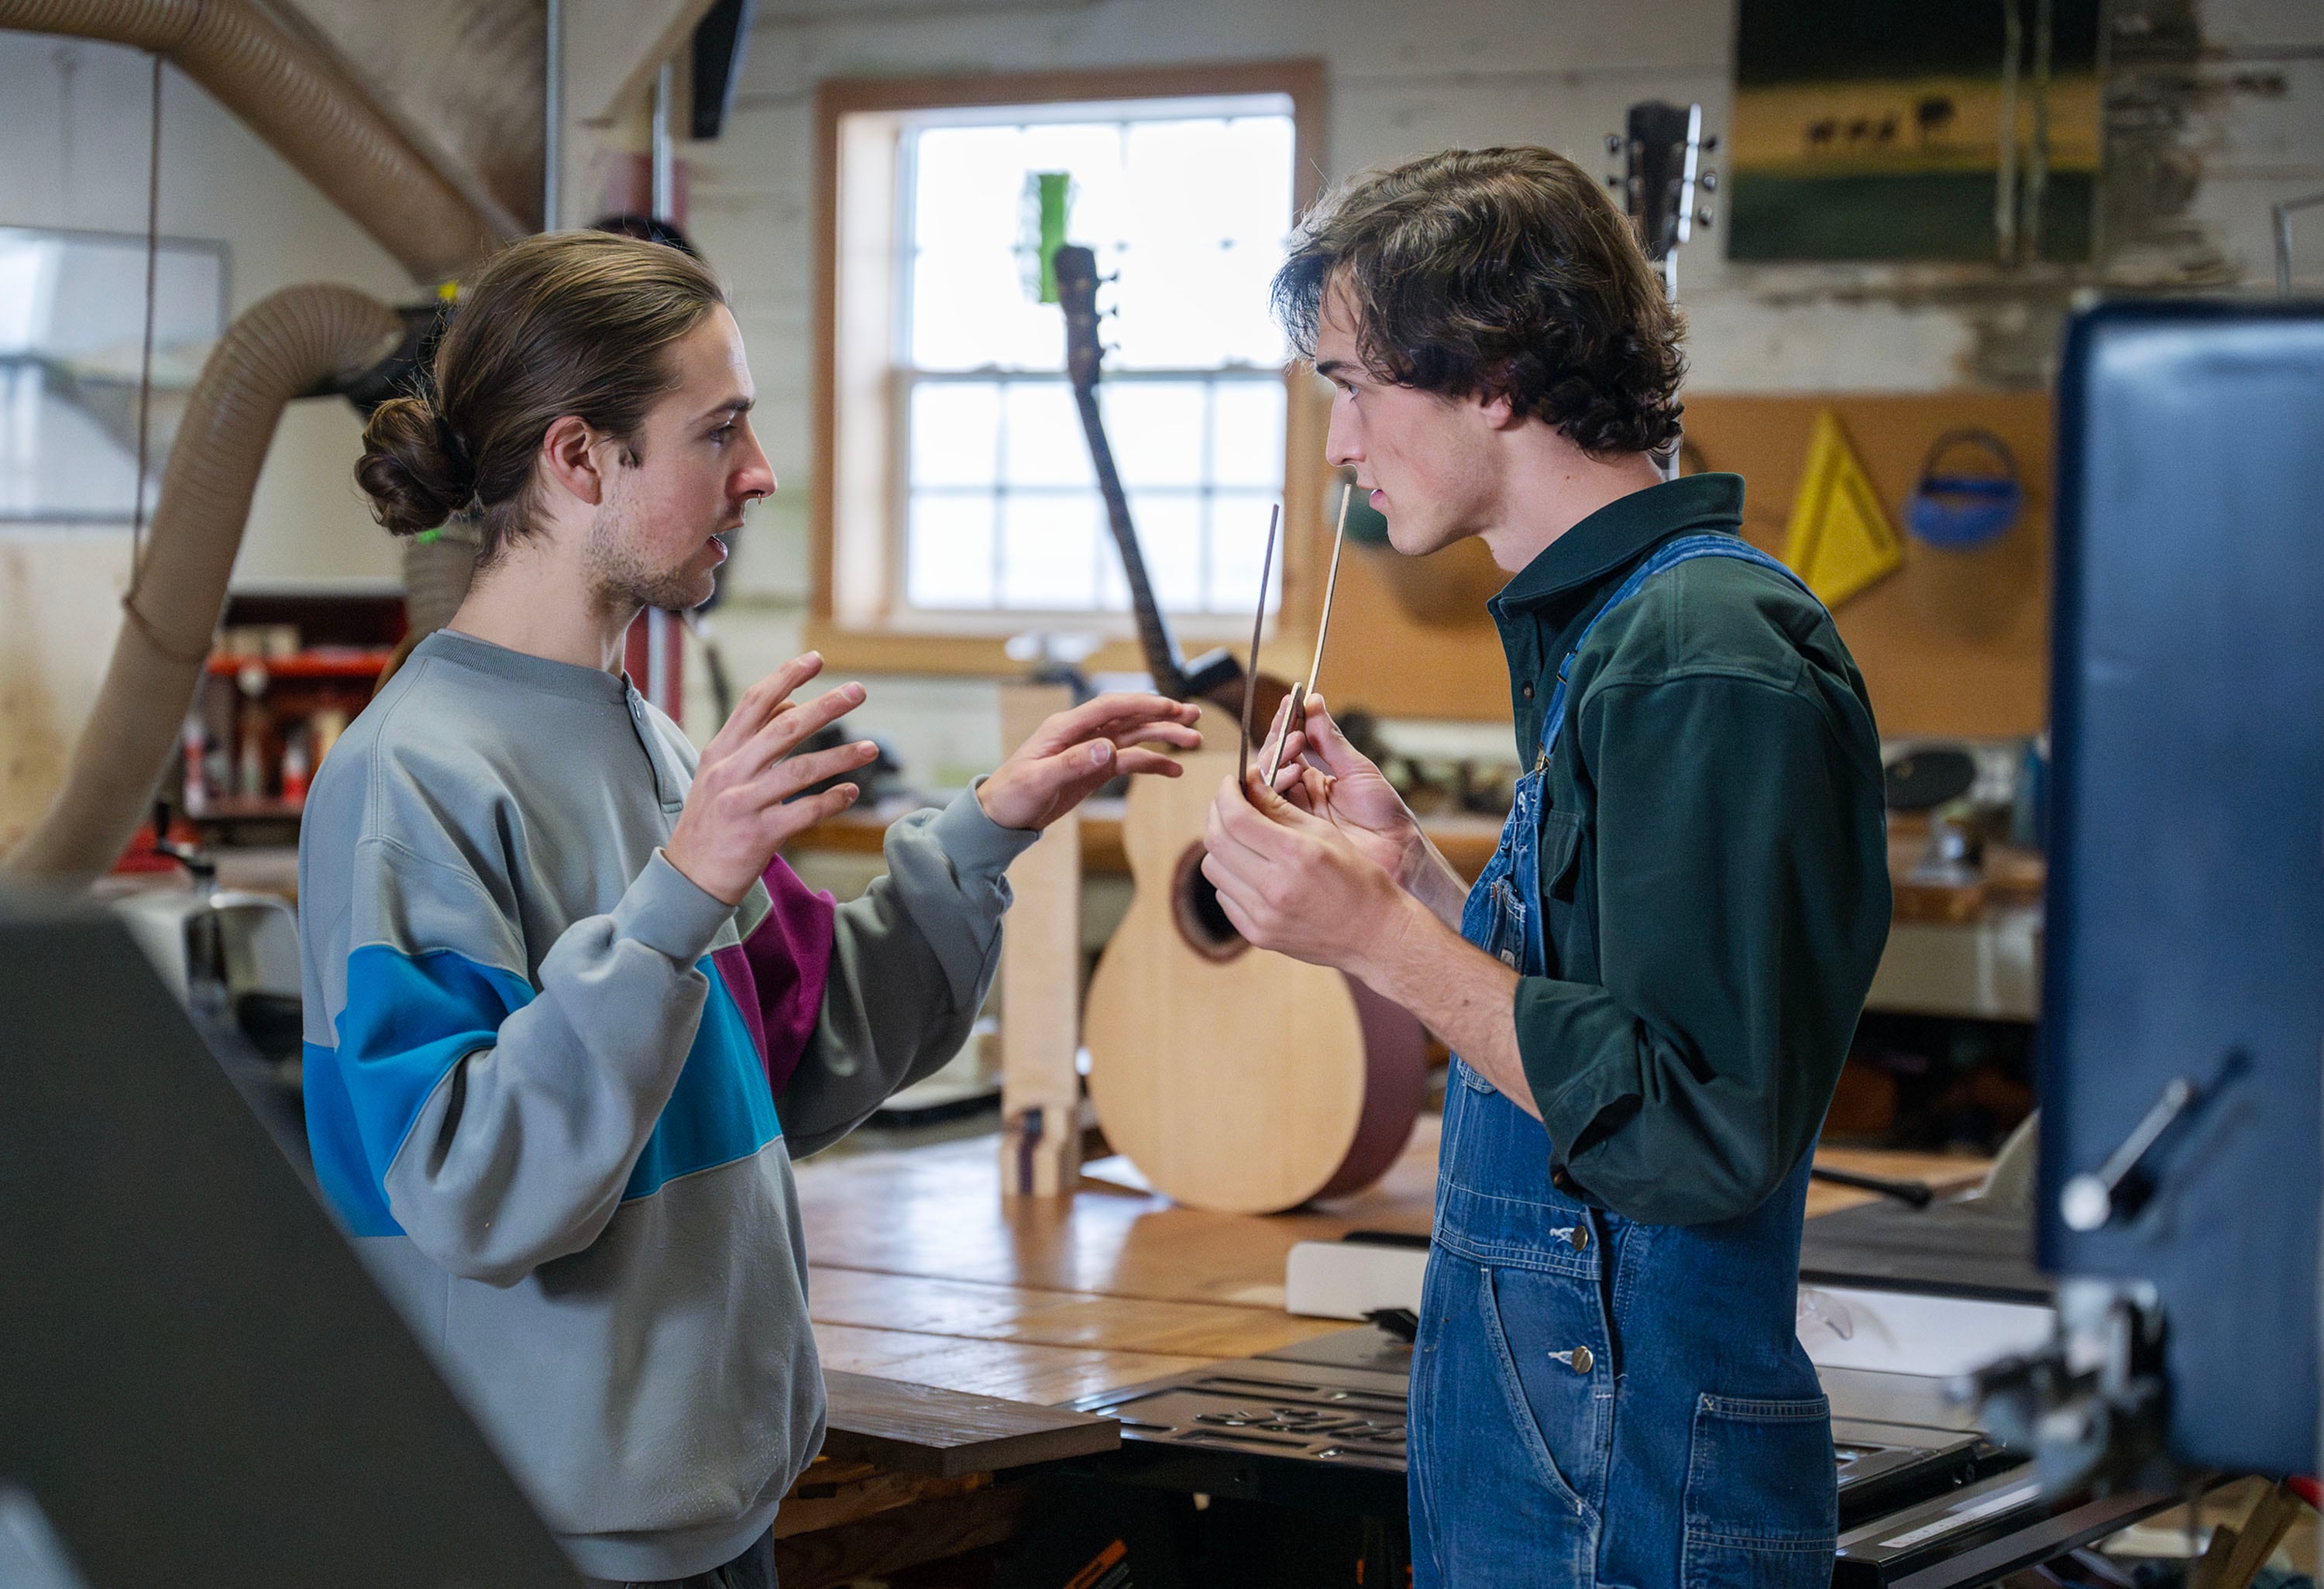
xmin=1083 ymin=706 xmax=1428 ymax=1215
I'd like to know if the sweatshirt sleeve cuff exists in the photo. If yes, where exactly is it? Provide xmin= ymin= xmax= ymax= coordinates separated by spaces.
xmin=923 ymin=782 xmax=1044 ymax=884
xmin=615 ymin=849 xmax=735 ymax=963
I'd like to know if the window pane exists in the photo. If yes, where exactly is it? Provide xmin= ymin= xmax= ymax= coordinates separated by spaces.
xmin=909 ymin=382 xmax=1000 ymax=487
xmin=890 ymin=103 xmax=1297 ymax=620
xmin=1210 ymin=380 xmax=1285 ymax=487
xmin=1121 ymin=490 xmax=1204 ymax=612
xmin=1000 ymin=494 xmax=1103 ymax=608
xmin=907 ymin=494 xmax=998 ymax=609
xmin=1001 ymin=380 xmax=1092 ymax=488
xmin=904 ymin=110 xmax=1293 ymax=373
xmin=1099 ymin=382 xmax=1205 ymax=488
xmin=1208 ymin=491 xmax=1285 ymax=614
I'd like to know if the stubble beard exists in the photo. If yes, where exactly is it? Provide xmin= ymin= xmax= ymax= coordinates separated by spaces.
xmin=583 ymin=487 xmax=713 ymax=617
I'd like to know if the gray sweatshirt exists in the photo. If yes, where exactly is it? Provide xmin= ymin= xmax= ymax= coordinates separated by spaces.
xmin=296 ymin=629 xmax=1034 ymax=1580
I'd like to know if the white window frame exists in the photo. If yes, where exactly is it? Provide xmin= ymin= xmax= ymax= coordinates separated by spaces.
xmin=811 ymin=64 xmax=1328 ymax=676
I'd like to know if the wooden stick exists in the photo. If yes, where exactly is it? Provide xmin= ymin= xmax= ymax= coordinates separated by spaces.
xmin=1263 ymin=485 xmax=1351 ymax=785
xmin=1239 ymin=505 xmax=1279 ymax=786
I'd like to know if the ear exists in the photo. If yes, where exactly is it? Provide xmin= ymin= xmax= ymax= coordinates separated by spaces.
xmin=538 ymin=414 xmax=609 ymax=509
xmin=1477 ymin=385 xmax=1525 ymax=432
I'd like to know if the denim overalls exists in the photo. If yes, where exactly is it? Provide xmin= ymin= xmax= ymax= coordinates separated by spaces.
xmin=1408 ymin=534 xmax=1838 ymax=1589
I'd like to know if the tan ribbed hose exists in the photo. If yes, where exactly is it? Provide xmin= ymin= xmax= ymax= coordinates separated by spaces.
xmin=0 ymin=286 xmax=401 ymax=886
xmin=0 ymin=0 xmax=503 ymax=280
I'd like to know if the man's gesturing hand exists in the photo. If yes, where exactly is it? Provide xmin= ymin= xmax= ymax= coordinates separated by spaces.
xmin=1257 ymin=693 xmax=1469 ymax=929
xmin=977 ymin=692 xmax=1203 ymax=831
xmin=665 ymin=652 xmax=879 ymax=905
xmin=1202 ymin=766 xmax=1414 ymax=976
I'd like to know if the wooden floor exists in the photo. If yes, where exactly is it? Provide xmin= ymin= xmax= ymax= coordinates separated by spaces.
xmin=793 ymin=1114 xmax=1989 ymax=1407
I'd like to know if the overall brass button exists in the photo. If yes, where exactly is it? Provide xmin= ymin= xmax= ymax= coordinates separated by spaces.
xmin=1567 ymin=1225 xmax=1590 ymax=1251
xmin=1569 ymin=1345 xmax=1594 ymax=1374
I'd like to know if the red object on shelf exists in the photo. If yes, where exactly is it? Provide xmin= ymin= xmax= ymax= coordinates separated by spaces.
xmin=110 ymin=813 xmax=203 ymax=875
xmin=206 ymin=648 xmax=394 ymax=679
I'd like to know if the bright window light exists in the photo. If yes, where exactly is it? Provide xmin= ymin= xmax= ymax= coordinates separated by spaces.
xmin=896 ymin=101 xmax=1294 ymax=621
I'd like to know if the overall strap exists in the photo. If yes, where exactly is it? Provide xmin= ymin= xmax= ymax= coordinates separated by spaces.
xmin=1536 ymin=533 xmax=1817 ymax=763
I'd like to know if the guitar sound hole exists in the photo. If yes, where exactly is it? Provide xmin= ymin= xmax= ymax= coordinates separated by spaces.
xmin=1171 ymin=842 xmax=1248 ymax=963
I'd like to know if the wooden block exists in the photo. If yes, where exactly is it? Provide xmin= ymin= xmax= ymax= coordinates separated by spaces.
xmin=998 ymin=683 xmax=1084 ymax=1197
xmin=820 ymin=1369 xmax=1119 ymax=1477
xmin=772 ymin=1481 xmax=1028 ymax=1589
xmin=774 ymin=1460 xmax=986 ymax=1539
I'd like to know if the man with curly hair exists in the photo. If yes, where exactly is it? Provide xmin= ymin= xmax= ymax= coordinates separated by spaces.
xmin=1202 ymin=147 xmax=1891 ymax=1586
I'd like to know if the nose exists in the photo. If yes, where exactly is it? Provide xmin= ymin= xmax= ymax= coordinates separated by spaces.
xmin=735 ymin=422 xmax=778 ymax=501
xmin=1323 ymin=390 xmax=1362 ymax=470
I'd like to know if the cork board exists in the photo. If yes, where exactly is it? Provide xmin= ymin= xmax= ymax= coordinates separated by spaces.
xmin=1320 ymin=392 xmax=2053 ymax=739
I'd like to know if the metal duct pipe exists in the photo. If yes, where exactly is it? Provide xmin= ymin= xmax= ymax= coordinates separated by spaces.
xmin=0 ymin=0 xmax=504 ymax=280
xmin=1 ymin=284 xmax=401 ymax=886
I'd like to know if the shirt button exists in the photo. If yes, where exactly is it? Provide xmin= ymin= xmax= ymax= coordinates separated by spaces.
xmin=1521 ymin=683 xmax=1535 ymax=699
xmin=1569 ymin=1345 xmax=1595 ymax=1374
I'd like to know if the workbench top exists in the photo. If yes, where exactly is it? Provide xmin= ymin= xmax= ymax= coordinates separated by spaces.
xmin=793 ymin=1119 xmax=1989 ymax=1407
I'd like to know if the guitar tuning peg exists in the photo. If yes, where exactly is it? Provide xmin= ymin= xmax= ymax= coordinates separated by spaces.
xmin=1700 ymin=170 xmax=1718 ymax=193
xmin=1604 ymin=133 xmax=1622 ymax=155
xmin=1701 ymin=132 xmax=1720 ymax=152
xmin=1605 ymin=174 xmax=1621 ymax=187
xmin=1696 ymin=206 xmax=1714 ymax=227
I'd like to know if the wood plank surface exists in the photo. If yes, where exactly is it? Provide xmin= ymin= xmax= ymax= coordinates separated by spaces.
xmin=812 ymin=1322 xmax=1218 ymax=1405
xmin=796 ymin=1113 xmax=1992 ymax=1407
xmin=811 ymin=1267 xmax=1348 ymax=1359
xmin=820 ymin=1370 xmax=1119 ymax=1476
xmin=796 ymin=1116 xmax=1440 ymax=1307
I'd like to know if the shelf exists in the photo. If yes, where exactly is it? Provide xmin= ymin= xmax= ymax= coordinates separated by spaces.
xmin=206 ymin=648 xmax=392 ymax=679
xmin=183 ymin=797 xmax=307 ymax=822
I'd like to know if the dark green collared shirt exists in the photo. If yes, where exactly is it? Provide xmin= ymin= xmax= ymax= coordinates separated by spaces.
xmin=1490 ymin=473 xmax=1890 ymax=1225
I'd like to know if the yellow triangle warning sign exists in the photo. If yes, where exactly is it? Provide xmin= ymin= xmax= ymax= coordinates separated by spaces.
xmin=1781 ymin=410 xmax=1903 ymax=608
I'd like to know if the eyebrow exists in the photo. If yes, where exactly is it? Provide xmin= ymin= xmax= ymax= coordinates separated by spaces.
xmin=700 ymin=396 xmax=755 ymax=421
xmin=1313 ymin=359 xmax=1361 ymax=381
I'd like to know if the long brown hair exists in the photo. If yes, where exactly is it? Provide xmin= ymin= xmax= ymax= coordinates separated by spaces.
xmin=356 ymin=232 xmax=727 ymax=564
xmin=1272 ymin=146 xmax=1685 ymax=457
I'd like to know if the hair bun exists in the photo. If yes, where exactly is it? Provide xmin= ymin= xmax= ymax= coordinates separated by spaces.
xmin=356 ymin=394 xmax=474 ymax=535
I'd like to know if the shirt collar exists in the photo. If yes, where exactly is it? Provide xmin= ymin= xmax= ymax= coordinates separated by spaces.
xmin=1490 ymin=473 xmax=1747 ymax=615
xmin=415 ymin=627 xmax=634 ymax=707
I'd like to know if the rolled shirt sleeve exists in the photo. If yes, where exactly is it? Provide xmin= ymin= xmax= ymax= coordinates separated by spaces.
xmin=1513 ymin=671 xmax=1892 ymax=1226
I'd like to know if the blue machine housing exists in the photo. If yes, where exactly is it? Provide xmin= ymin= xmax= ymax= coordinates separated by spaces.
xmin=2042 ymin=300 xmax=2324 ymax=1474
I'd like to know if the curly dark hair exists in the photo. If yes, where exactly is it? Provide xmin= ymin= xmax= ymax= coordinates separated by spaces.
xmin=1271 ymin=146 xmax=1684 ymax=457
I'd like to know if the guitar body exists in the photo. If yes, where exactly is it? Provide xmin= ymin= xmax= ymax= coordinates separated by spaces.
xmin=1084 ymin=707 xmax=1428 ymax=1215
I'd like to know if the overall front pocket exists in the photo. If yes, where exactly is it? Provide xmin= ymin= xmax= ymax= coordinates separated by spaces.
xmin=1680 ymin=1393 xmax=1837 ymax=1589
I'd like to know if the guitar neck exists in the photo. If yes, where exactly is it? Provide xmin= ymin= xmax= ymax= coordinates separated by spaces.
xmin=1066 ymin=377 xmax=1189 ymax=697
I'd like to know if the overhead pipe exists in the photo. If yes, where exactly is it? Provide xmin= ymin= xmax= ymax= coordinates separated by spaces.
xmin=0 ymin=0 xmax=506 ymax=280
xmin=1 ymin=285 xmax=401 ymax=886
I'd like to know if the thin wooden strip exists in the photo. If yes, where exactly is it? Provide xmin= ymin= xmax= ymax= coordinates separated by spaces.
xmin=820 ymin=1369 xmax=1119 ymax=1477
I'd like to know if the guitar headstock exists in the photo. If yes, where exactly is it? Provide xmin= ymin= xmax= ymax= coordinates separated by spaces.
xmin=1605 ymin=101 xmax=1717 ymax=267
xmin=1052 ymin=242 xmax=1105 ymax=390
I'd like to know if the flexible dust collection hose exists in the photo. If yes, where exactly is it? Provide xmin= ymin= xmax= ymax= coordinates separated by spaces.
xmin=0 ymin=0 xmax=504 ymax=280
xmin=0 ymin=284 xmax=401 ymax=887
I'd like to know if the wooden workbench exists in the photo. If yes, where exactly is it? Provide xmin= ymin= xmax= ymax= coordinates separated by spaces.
xmin=793 ymin=1118 xmax=1990 ymax=1407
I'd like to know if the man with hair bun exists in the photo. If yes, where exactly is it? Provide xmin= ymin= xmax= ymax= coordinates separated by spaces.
xmin=1202 ymin=147 xmax=1891 ymax=1585
xmin=302 ymin=230 xmax=1200 ymax=1587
